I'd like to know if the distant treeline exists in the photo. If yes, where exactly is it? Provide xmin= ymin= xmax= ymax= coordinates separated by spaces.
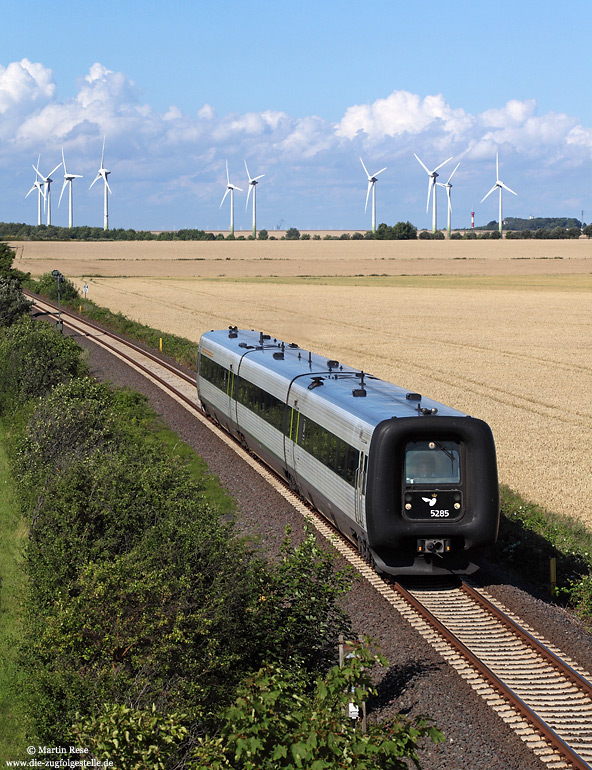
xmin=1 ymin=219 xmax=591 ymax=242
xmin=500 ymin=217 xmax=583 ymax=231
xmin=0 ymin=222 xmax=218 ymax=241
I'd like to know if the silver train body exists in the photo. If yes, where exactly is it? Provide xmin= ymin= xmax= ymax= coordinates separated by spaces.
xmin=197 ymin=328 xmax=499 ymax=575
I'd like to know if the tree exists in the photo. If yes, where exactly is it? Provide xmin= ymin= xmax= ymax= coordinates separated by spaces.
xmin=0 ymin=315 xmax=87 ymax=414
xmin=257 ymin=229 xmax=268 ymax=240
xmin=285 ymin=227 xmax=300 ymax=240
xmin=0 ymin=277 xmax=32 ymax=327
xmin=0 ymin=242 xmax=15 ymax=276
xmin=391 ymin=221 xmax=417 ymax=240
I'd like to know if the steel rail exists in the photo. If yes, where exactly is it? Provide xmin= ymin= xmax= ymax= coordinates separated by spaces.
xmin=462 ymin=581 xmax=592 ymax=700
xmin=396 ymin=582 xmax=591 ymax=770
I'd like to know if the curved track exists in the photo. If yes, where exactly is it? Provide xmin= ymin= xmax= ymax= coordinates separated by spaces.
xmin=28 ymin=294 xmax=592 ymax=769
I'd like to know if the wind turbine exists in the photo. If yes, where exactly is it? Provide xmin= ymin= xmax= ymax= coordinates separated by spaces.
xmin=220 ymin=160 xmax=242 ymax=237
xmin=436 ymin=162 xmax=460 ymax=238
xmin=33 ymin=159 xmax=62 ymax=226
xmin=59 ymin=147 xmax=83 ymax=228
xmin=414 ymin=153 xmax=453 ymax=234
xmin=245 ymin=160 xmax=264 ymax=239
xmin=360 ymin=157 xmax=387 ymax=234
xmin=89 ymin=136 xmax=112 ymax=230
xmin=25 ymin=155 xmax=46 ymax=226
xmin=480 ymin=152 xmax=517 ymax=237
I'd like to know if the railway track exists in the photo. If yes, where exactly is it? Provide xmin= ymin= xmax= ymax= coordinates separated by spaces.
xmin=29 ymin=294 xmax=592 ymax=769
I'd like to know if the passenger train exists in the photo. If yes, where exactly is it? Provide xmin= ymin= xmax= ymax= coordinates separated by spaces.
xmin=197 ymin=327 xmax=499 ymax=575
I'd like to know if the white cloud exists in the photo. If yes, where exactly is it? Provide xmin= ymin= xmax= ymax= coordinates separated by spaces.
xmin=0 ymin=59 xmax=55 ymax=114
xmin=336 ymin=90 xmax=473 ymax=142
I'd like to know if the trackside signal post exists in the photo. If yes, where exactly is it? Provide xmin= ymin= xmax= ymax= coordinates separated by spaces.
xmin=51 ymin=269 xmax=64 ymax=333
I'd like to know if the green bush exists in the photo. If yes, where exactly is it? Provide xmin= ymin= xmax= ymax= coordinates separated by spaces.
xmin=30 ymin=272 xmax=80 ymax=302
xmin=73 ymin=704 xmax=190 ymax=770
xmin=191 ymin=643 xmax=443 ymax=770
xmin=0 ymin=315 xmax=87 ymax=413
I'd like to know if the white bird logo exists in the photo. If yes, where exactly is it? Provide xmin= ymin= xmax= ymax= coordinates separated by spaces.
xmin=422 ymin=497 xmax=437 ymax=507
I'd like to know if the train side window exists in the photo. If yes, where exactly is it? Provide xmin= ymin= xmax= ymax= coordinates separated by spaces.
xmin=199 ymin=355 xmax=229 ymax=392
xmin=236 ymin=376 xmax=285 ymax=432
xmin=299 ymin=415 xmax=359 ymax=487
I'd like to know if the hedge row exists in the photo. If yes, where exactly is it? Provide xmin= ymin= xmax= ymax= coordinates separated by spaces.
xmin=0 ymin=315 xmax=360 ymax=765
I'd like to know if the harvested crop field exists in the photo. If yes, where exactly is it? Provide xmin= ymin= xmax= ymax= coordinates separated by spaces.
xmin=15 ymin=238 xmax=592 ymax=526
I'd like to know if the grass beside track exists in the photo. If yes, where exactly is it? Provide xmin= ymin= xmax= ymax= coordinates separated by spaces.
xmin=0 ymin=420 xmax=29 ymax=760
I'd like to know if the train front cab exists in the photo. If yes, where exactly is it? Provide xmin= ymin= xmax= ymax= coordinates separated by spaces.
xmin=365 ymin=416 xmax=499 ymax=575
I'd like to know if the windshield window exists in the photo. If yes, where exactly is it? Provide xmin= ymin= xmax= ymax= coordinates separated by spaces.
xmin=405 ymin=440 xmax=460 ymax=484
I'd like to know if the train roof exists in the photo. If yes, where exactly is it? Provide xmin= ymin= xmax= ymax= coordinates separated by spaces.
xmin=200 ymin=328 xmax=466 ymax=423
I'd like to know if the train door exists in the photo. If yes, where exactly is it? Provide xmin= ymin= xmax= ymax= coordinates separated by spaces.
xmin=223 ymin=364 xmax=237 ymax=432
xmin=354 ymin=453 xmax=367 ymax=527
xmin=283 ymin=402 xmax=301 ymax=491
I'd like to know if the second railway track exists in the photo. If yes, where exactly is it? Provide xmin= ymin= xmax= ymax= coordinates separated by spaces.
xmin=29 ymin=294 xmax=592 ymax=769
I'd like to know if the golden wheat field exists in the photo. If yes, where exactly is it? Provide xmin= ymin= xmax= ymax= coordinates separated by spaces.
xmin=14 ymin=238 xmax=592 ymax=526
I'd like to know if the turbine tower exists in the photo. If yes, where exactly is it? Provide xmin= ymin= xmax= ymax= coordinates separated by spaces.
xmin=245 ymin=160 xmax=264 ymax=239
xmin=25 ymin=156 xmax=46 ymax=226
xmin=436 ymin=163 xmax=460 ymax=238
xmin=220 ymin=160 xmax=242 ymax=237
xmin=414 ymin=153 xmax=452 ymax=234
xmin=89 ymin=136 xmax=112 ymax=230
xmin=360 ymin=157 xmax=387 ymax=234
xmin=59 ymin=147 xmax=83 ymax=228
xmin=480 ymin=152 xmax=517 ymax=237
xmin=33 ymin=159 xmax=62 ymax=226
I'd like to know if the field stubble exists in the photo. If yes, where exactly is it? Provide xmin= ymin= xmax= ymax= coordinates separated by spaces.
xmin=15 ymin=239 xmax=592 ymax=526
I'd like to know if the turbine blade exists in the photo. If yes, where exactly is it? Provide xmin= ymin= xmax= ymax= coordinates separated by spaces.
xmin=426 ymin=180 xmax=432 ymax=213
xmin=360 ymin=157 xmax=370 ymax=178
xmin=448 ymin=162 xmax=460 ymax=183
xmin=49 ymin=162 xmax=62 ymax=178
xmin=374 ymin=167 xmax=387 ymax=177
xmin=414 ymin=153 xmax=430 ymax=175
xmin=89 ymin=174 xmax=101 ymax=190
xmin=500 ymin=182 xmax=518 ymax=196
xmin=58 ymin=179 xmax=68 ymax=207
xmin=480 ymin=185 xmax=497 ymax=203
xmin=447 ymin=188 xmax=452 ymax=214
xmin=246 ymin=185 xmax=252 ymax=209
xmin=433 ymin=156 xmax=453 ymax=173
xmin=61 ymin=147 xmax=67 ymax=175
xmin=365 ymin=181 xmax=372 ymax=212
xmin=496 ymin=152 xmax=499 ymax=180
xmin=25 ymin=184 xmax=36 ymax=198
xmin=226 ymin=159 xmax=230 ymax=185
xmin=101 ymin=135 xmax=106 ymax=167
xmin=252 ymin=174 xmax=264 ymax=181
xmin=220 ymin=188 xmax=230 ymax=208
xmin=244 ymin=159 xmax=251 ymax=181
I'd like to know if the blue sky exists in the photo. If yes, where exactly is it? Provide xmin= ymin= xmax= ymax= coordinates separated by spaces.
xmin=1 ymin=0 xmax=591 ymax=231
